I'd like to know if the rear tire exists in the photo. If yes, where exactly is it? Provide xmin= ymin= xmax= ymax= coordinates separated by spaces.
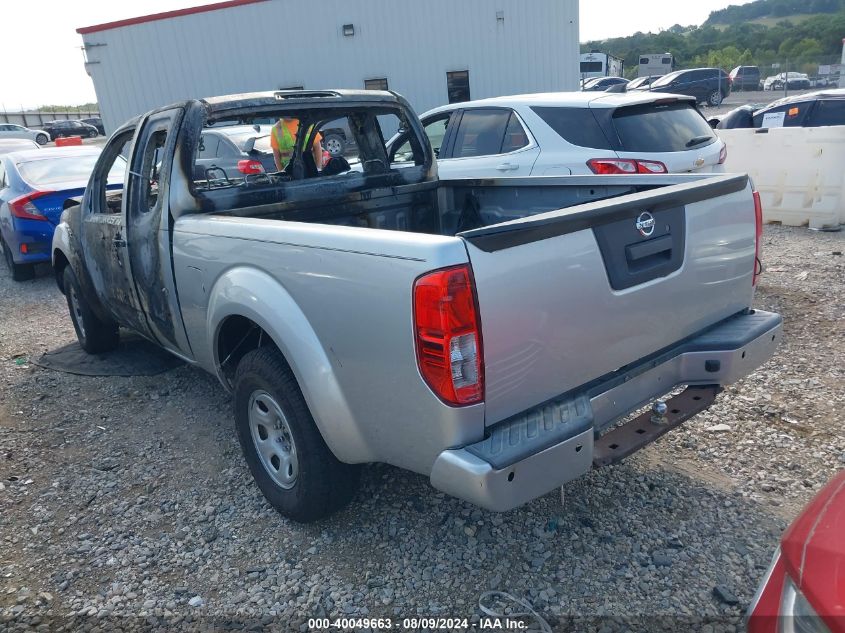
xmin=88 ymin=129 xmax=98 ymax=138
xmin=2 ymin=239 xmax=34 ymax=282
xmin=708 ymin=90 xmax=723 ymax=107
xmin=233 ymin=346 xmax=360 ymax=522
xmin=63 ymin=266 xmax=119 ymax=353
xmin=35 ymin=134 xmax=48 ymax=146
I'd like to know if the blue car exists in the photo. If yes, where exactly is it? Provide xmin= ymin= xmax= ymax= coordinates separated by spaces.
xmin=0 ymin=147 xmax=124 ymax=281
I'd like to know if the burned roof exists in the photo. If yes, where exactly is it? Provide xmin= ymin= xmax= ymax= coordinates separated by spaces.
xmin=200 ymin=89 xmax=403 ymax=115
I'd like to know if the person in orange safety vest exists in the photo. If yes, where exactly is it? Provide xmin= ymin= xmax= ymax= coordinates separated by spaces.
xmin=270 ymin=117 xmax=323 ymax=172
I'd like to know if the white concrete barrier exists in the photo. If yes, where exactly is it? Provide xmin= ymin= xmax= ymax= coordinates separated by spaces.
xmin=717 ymin=126 xmax=845 ymax=229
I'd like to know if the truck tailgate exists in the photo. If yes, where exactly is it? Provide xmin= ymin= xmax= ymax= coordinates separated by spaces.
xmin=457 ymin=174 xmax=756 ymax=425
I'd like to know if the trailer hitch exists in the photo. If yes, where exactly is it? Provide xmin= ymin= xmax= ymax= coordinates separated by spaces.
xmin=592 ymin=385 xmax=721 ymax=469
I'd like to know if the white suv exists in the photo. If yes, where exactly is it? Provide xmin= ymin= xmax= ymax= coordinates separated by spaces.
xmin=388 ymin=92 xmax=726 ymax=178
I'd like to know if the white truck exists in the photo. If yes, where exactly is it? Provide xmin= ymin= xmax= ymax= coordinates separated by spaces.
xmin=52 ymin=90 xmax=781 ymax=522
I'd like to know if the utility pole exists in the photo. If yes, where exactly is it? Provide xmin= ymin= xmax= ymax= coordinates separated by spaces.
xmin=784 ymin=59 xmax=789 ymax=98
xmin=840 ymin=39 xmax=845 ymax=89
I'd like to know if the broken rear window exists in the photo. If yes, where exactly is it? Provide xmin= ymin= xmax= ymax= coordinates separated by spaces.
xmin=190 ymin=106 xmax=427 ymax=213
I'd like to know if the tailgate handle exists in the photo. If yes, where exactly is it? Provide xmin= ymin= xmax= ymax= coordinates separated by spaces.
xmin=626 ymin=235 xmax=673 ymax=263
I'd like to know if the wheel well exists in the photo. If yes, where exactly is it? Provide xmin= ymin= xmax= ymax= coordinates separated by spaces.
xmin=217 ymin=315 xmax=280 ymax=384
xmin=53 ymin=250 xmax=70 ymax=294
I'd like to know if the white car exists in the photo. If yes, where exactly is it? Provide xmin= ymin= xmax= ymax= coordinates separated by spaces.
xmin=763 ymin=72 xmax=811 ymax=91
xmin=0 ymin=123 xmax=50 ymax=146
xmin=0 ymin=138 xmax=40 ymax=154
xmin=388 ymin=92 xmax=726 ymax=178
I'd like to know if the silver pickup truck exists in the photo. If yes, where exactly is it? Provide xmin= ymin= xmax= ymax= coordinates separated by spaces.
xmin=52 ymin=90 xmax=781 ymax=522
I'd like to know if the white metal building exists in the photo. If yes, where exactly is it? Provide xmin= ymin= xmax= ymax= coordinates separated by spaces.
xmin=77 ymin=0 xmax=579 ymax=133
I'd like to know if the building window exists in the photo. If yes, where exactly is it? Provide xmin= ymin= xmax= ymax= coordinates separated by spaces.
xmin=447 ymin=71 xmax=470 ymax=104
xmin=364 ymin=78 xmax=388 ymax=91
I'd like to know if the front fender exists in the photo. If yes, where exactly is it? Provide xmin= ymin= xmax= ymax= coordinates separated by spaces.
xmin=51 ymin=221 xmax=72 ymax=268
xmin=206 ymin=266 xmax=374 ymax=464
xmin=51 ymin=219 xmax=75 ymax=293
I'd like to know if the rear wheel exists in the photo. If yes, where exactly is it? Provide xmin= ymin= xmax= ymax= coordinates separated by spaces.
xmin=35 ymin=134 xmax=48 ymax=146
xmin=708 ymin=90 xmax=723 ymax=107
xmin=87 ymin=129 xmax=98 ymax=138
xmin=233 ymin=346 xmax=360 ymax=522
xmin=63 ymin=266 xmax=119 ymax=353
xmin=2 ymin=239 xmax=34 ymax=282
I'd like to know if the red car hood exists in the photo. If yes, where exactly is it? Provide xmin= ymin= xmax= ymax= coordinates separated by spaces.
xmin=781 ymin=469 xmax=845 ymax=629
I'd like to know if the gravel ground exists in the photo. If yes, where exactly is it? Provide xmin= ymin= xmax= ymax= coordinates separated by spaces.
xmin=1 ymin=226 xmax=843 ymax=632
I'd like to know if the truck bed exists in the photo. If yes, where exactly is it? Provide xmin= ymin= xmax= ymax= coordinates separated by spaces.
xmin=174 ymin=172 xmax=758 ymax=472
xmin=208 ymin=173 xmax=740 ymax=239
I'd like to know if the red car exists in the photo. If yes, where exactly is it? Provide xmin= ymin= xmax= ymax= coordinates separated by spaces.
xmin=748 ymin=470 xmax=845 ymax=633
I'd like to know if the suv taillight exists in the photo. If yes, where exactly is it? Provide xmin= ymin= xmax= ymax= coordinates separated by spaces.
xmin=753 ymin=190 xmax=763 ymax=286
xmin=9 ymin=191 xmax=52 ymax=221
xmin=413 ymin=265 xmax=483 ymax=406
xmin=587 ymin=158 xmax=668 ymax=175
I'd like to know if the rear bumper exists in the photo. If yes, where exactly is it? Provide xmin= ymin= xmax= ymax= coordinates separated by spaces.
xmin=430 ymin=309 xmax=782 ymax=511
xmin=6 ymin=219 xmax=55 ymax=264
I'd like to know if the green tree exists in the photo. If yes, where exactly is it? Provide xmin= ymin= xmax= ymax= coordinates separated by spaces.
xmin=582 ymin=0 xmax=845 ymax=72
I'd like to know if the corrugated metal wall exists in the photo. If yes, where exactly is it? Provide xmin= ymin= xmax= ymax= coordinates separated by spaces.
xmin=81 ymin=0 xmax=579 ymax=133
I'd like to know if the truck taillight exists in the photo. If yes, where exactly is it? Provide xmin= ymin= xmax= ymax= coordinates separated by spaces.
xmin=413 ymin=265 xmax=483 ymax=406
xmin=587 ymin=158 xmax=668 ymax=175
xmin=237 ymin=159 xmax=264 ymax=174
xmin=753 ymin=190 xmax=763 ymax=286
xmin=9 ymin=191 xmax=52 ymax=221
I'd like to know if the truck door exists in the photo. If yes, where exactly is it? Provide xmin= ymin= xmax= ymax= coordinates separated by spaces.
xmin=124 ymin=107 xmax=192 ymax=356
xmin=79 ymin=127 xmax=150 ymax=335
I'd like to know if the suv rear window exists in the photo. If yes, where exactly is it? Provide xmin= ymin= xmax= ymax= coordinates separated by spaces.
xmin=612 ymin=102 xmax=716 ymax=152
xmin=530 ymin=107 xmax=613 ymax=150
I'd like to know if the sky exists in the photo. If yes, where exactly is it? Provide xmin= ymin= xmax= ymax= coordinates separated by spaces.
xmin=3 ymin=0 xmax=755 ymax=109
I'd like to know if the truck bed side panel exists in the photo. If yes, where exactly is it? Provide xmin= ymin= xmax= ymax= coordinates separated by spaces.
xmin=172 ymin=217 xmax=483 ymax=473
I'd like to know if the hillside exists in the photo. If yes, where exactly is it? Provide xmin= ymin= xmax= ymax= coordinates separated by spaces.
xmin=705 ymin=0 xmax=845 ymax=25
xmin=582 ymin=0 xmax=845 ymax=78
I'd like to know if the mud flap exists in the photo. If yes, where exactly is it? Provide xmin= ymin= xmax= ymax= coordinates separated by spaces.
xmin=592 ymin=385 xmax=721 ymax=468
